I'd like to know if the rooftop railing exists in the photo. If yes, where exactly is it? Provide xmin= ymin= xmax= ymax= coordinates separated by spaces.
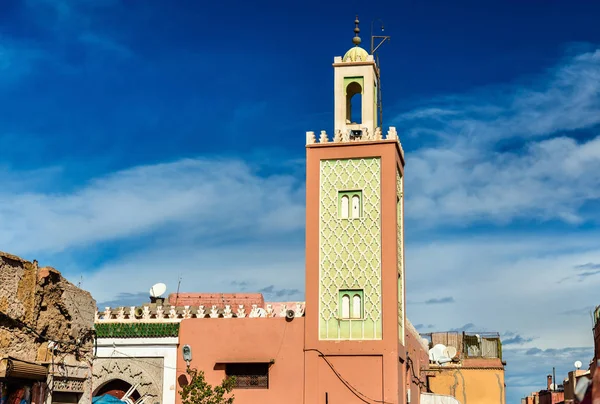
xmin=420 ymin=331 xmax=502 ymax=360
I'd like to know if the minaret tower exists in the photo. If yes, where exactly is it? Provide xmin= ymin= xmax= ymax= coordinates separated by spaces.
xmin=333 ymin=16 xmax=379 ymax=141
xmin=304 ymin=17 xmax=408 ymax=404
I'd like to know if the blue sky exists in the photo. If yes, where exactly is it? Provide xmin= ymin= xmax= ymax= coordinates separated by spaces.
xmin=1 ymin=0 xmax=600 ymax=402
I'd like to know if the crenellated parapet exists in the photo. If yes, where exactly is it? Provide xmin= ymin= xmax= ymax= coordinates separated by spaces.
xmin=306 ymin=127 xmax=405 ymax=159
xmin=95 ymin=302 xmax=306 ymax=323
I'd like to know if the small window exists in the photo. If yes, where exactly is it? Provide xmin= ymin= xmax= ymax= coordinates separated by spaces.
xmin=339 ymin=289 xmax=364 ymax=319
xmin=341 ymin=195 xmax=349 ymax=219
xmin=341 ymin=294 xmax=350 ymax=318
xmin=225 ymin=363 xmax=269 ymax=389
xmin=338 ymin=191 xmax=362 ymax=219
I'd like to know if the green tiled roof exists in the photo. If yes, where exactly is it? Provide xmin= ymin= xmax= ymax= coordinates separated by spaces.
xmin=95 ymin=322 xmax=180 ymax=338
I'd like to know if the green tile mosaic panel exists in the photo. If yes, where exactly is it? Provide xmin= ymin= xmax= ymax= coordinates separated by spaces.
xmin=319 ymin=158 xmax=382 ymax=340
xmin=95 ymin=322 xmax=180 ymax=338
xmin=397 ymin=171 xmax=405 ymax=344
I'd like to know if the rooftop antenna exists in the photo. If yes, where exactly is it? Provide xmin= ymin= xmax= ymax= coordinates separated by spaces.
xmin=370 ymin=18 xmax=390 ymax=130
xmin=370 ymin=18 xmax=390 ymax=56
xmin=175 ymin=275 xmax=182 ymax=306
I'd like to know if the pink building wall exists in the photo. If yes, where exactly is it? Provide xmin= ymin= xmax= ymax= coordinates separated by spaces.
xmin=405 ymin=324 xmax=429 ymax=402
xmin=176 ymin=315 xmax=429 ymax=404
xmin=176 ymin=317 xmax=305 ymax=404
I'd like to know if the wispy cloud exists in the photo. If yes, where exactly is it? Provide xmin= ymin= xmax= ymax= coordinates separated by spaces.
xmin=560 ymin=306 xmax=595 ymax=316
xmin=396 ymin=49 xmax=600 ymax=144
xmin=407 ymin=233 xmax=600 ymax=350
xmin=504 ymin=334 xmax=537 ymax=346
xmin=0 ymin=157 xmax=305 ymax=255
xmin=259 ymin=285 xmax=303 ymax=300
xmin=449 ymin=323 xmax=476 ymax=332
xmin=97 ymin=292 xmax=148 ymax=308
xmin=425 ymin=296 xmax=455 ymax=304
xmin=503 ymin=346 xmax=592 ymax=400
xmin=575 ymin=262 xmax=600 ymax=270
xmin=395 ymin=48 xmax=600 ymax=226
xmin=414 ymin=324 xmax=435 ymax=331
xmin=0 ymin=156 xmax=305 ymax=304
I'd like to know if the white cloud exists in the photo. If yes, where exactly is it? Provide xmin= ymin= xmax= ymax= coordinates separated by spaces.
xmin=82 ymin=239 xmax=305 ymax=306
xmin=406 ymin=233 xmax=600 ymax=349
xmin=395 ymin=48 xmax=600 ymax=226
xmin=0 ymin=157 xmax=305 ymax=255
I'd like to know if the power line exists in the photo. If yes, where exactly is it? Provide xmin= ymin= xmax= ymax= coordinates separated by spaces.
xmin=304 ymin=348 xmax=394 ymax=404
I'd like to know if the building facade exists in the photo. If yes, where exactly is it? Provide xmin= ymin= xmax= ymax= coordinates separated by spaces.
xmin=90 ymin=18 xmax=518 ymax=404
xmin=92 ymin=293 xmax=293 ymax=404
xmin=421 ymin=332 xmax=506 ymax=404
xmin=0 ymin=252 xmax=96 ymax=404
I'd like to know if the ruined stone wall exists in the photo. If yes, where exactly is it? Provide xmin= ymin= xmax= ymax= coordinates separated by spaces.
xmin=0 ymin=251 xmax=96 ymax=403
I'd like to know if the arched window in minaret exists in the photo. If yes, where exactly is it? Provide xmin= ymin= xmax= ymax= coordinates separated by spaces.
xmin=352 ymin=294 xmax=362 ymax=319
xmin=341 ymin=294 xmax=350 ymax=319
xmin=346 ymin=81 xmax=363 ymax=124
xmin=351 ymin=195 xmax=361 ymax=218
xmin=341 ymin=195 xmax=349 ymax=219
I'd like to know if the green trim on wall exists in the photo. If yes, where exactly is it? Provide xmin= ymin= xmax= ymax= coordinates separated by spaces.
xmin=374 ymin=83 xmax=378 ymax=128
xmin=95 ymin=322 xmax=180 ymax=338
xmin=344 ymin=76 xmax=364 ymax=94
xmin=319 ymin=158 xmax=382 ymax=341
xmin=397 ymin=171 xmax=405 ymax=345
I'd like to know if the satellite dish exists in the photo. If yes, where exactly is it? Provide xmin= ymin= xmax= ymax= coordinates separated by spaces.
xmin=429 ymin=344 xmax=448 ymax=362
xmin=150 ymin=283 xmax=167 ymax=298
xmin=445 ymin=346 xmax=458 ymax=359
xmin=575 ymin=360 xmax=583 ymax=369
xmin=436 ymin=356 xmax=452 ymax=365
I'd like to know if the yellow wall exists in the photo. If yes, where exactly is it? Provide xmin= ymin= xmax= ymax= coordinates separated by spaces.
xmin=429 ymin=368 xmax=506 ymax=404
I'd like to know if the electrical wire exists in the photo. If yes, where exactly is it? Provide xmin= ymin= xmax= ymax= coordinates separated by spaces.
xmin=406 ymin=355 xmax=428 ymax=390
xmin=304 ymin=348 xmax=394 ymax=404
xmin=107 ymin=348 xmax=189 ymax=373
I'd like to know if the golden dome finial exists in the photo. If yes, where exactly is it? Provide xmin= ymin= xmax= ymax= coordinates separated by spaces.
xmin=352 ymin=15 xmax=361 ymax=46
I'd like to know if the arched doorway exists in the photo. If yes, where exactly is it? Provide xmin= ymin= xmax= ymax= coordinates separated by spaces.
xmin=94 ymin=379 xmax=141 ymax=403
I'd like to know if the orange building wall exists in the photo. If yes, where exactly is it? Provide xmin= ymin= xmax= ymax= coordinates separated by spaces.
xmin=176 ymin=317 xmax=305 ymax=404
xmin=428 ymin=359 xmax=506 ymax=404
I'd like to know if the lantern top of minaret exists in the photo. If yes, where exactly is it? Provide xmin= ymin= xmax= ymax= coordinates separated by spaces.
xmin=343 ymin=15 xmax=369 ymax=63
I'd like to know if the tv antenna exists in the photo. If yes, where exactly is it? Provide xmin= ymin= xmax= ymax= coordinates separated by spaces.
xmin=370 ymin=18 xmax=390 ymax=130
xmin=370 ymin=18 xmax=391 ymax=56
xmin=175 ymin=275 xmax=182 ymax=306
